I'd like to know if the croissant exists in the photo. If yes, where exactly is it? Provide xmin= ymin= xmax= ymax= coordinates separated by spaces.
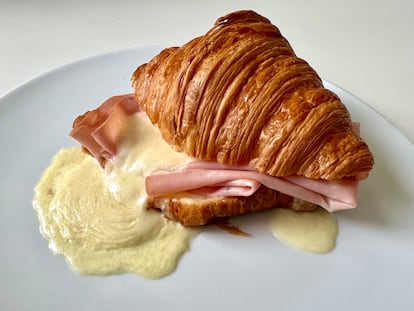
xmin=132 ymin=10 xmax=373 ymax=181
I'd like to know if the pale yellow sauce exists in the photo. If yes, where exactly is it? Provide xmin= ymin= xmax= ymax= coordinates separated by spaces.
xmin=33 ymin=113 xmax=198 ymax=279
xmin=270 ymin=207 xmax=338 ymax=254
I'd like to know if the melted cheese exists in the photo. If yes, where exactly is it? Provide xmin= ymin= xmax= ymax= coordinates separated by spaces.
xmin=33 ymin=113 xmax=197 ymax=279
xmin=270 ymin=207 xmax=338 ymax=254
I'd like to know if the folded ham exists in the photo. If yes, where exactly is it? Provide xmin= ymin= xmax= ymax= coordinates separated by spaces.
xmin=146 ymin=160 xmax=358 ymax=212
xmin=70 ymin=94 xmax=140 ymax=164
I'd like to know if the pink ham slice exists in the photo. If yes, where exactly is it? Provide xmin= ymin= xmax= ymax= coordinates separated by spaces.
xmin=70 ymin=94 xmax=140 ymax=163
xmin=145 ymin=161 xmax=360 ymax=212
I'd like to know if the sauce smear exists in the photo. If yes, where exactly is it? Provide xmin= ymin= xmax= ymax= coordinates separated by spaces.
xmin=270 ymin=207 xmax=338 ymax=254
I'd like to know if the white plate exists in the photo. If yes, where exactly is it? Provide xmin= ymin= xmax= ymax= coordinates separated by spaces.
xmin=1 ymin=46 xmax=413 ymax=311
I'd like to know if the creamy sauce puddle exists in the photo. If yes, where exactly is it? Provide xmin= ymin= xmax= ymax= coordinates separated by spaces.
xmin=270 ymin=207 xmax=338 ymax=253
xmin=33 ymin=112 xmax=338 ymax=279
xmin=33 ymin=113 xmax=197 ymax=279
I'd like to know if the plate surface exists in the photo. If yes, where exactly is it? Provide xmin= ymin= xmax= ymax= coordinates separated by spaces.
xmin=1 ymin=46 xmax=413 ymax=311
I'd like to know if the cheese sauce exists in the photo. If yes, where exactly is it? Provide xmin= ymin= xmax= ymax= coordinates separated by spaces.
xmin=270 ymin=207 xmax=338 ymax=253
xmin=33 ymin=113 xmax=197 ymax=279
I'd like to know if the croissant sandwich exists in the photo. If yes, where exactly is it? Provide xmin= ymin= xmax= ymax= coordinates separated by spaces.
xmin=70 ymin=10 xmax=374 ymax=226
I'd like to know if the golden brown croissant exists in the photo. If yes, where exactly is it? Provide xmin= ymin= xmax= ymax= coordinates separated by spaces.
xmin=132 ymin=10 xmax=374 ymax=181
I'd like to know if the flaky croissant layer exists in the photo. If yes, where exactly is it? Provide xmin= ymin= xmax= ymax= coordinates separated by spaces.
xmin=131 ymin=10 xmax=374 ymax=180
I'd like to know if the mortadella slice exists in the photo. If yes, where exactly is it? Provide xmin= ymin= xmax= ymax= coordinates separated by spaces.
xmin=145 ymin=161 xmax=359 ymax=212
xmin=70 ymin=94 xmax=140 ymax=163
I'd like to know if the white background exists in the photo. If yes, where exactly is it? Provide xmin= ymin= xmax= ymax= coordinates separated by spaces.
xmin=1 ymin=0 xmax=413 ymax=142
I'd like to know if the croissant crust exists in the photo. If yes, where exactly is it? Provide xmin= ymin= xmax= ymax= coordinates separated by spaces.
xmin=132 ymin=10 xmax=374 ymax=180
xmin=147 ymin=186 xmax=317 ymax=226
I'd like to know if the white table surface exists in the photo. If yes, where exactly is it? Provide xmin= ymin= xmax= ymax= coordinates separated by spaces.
xmin=1 ymin=0 xmax=413 ymax=143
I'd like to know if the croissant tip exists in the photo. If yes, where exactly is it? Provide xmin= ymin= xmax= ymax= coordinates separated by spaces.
xmin=215 ymin=10 xmax=270 ymax=26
